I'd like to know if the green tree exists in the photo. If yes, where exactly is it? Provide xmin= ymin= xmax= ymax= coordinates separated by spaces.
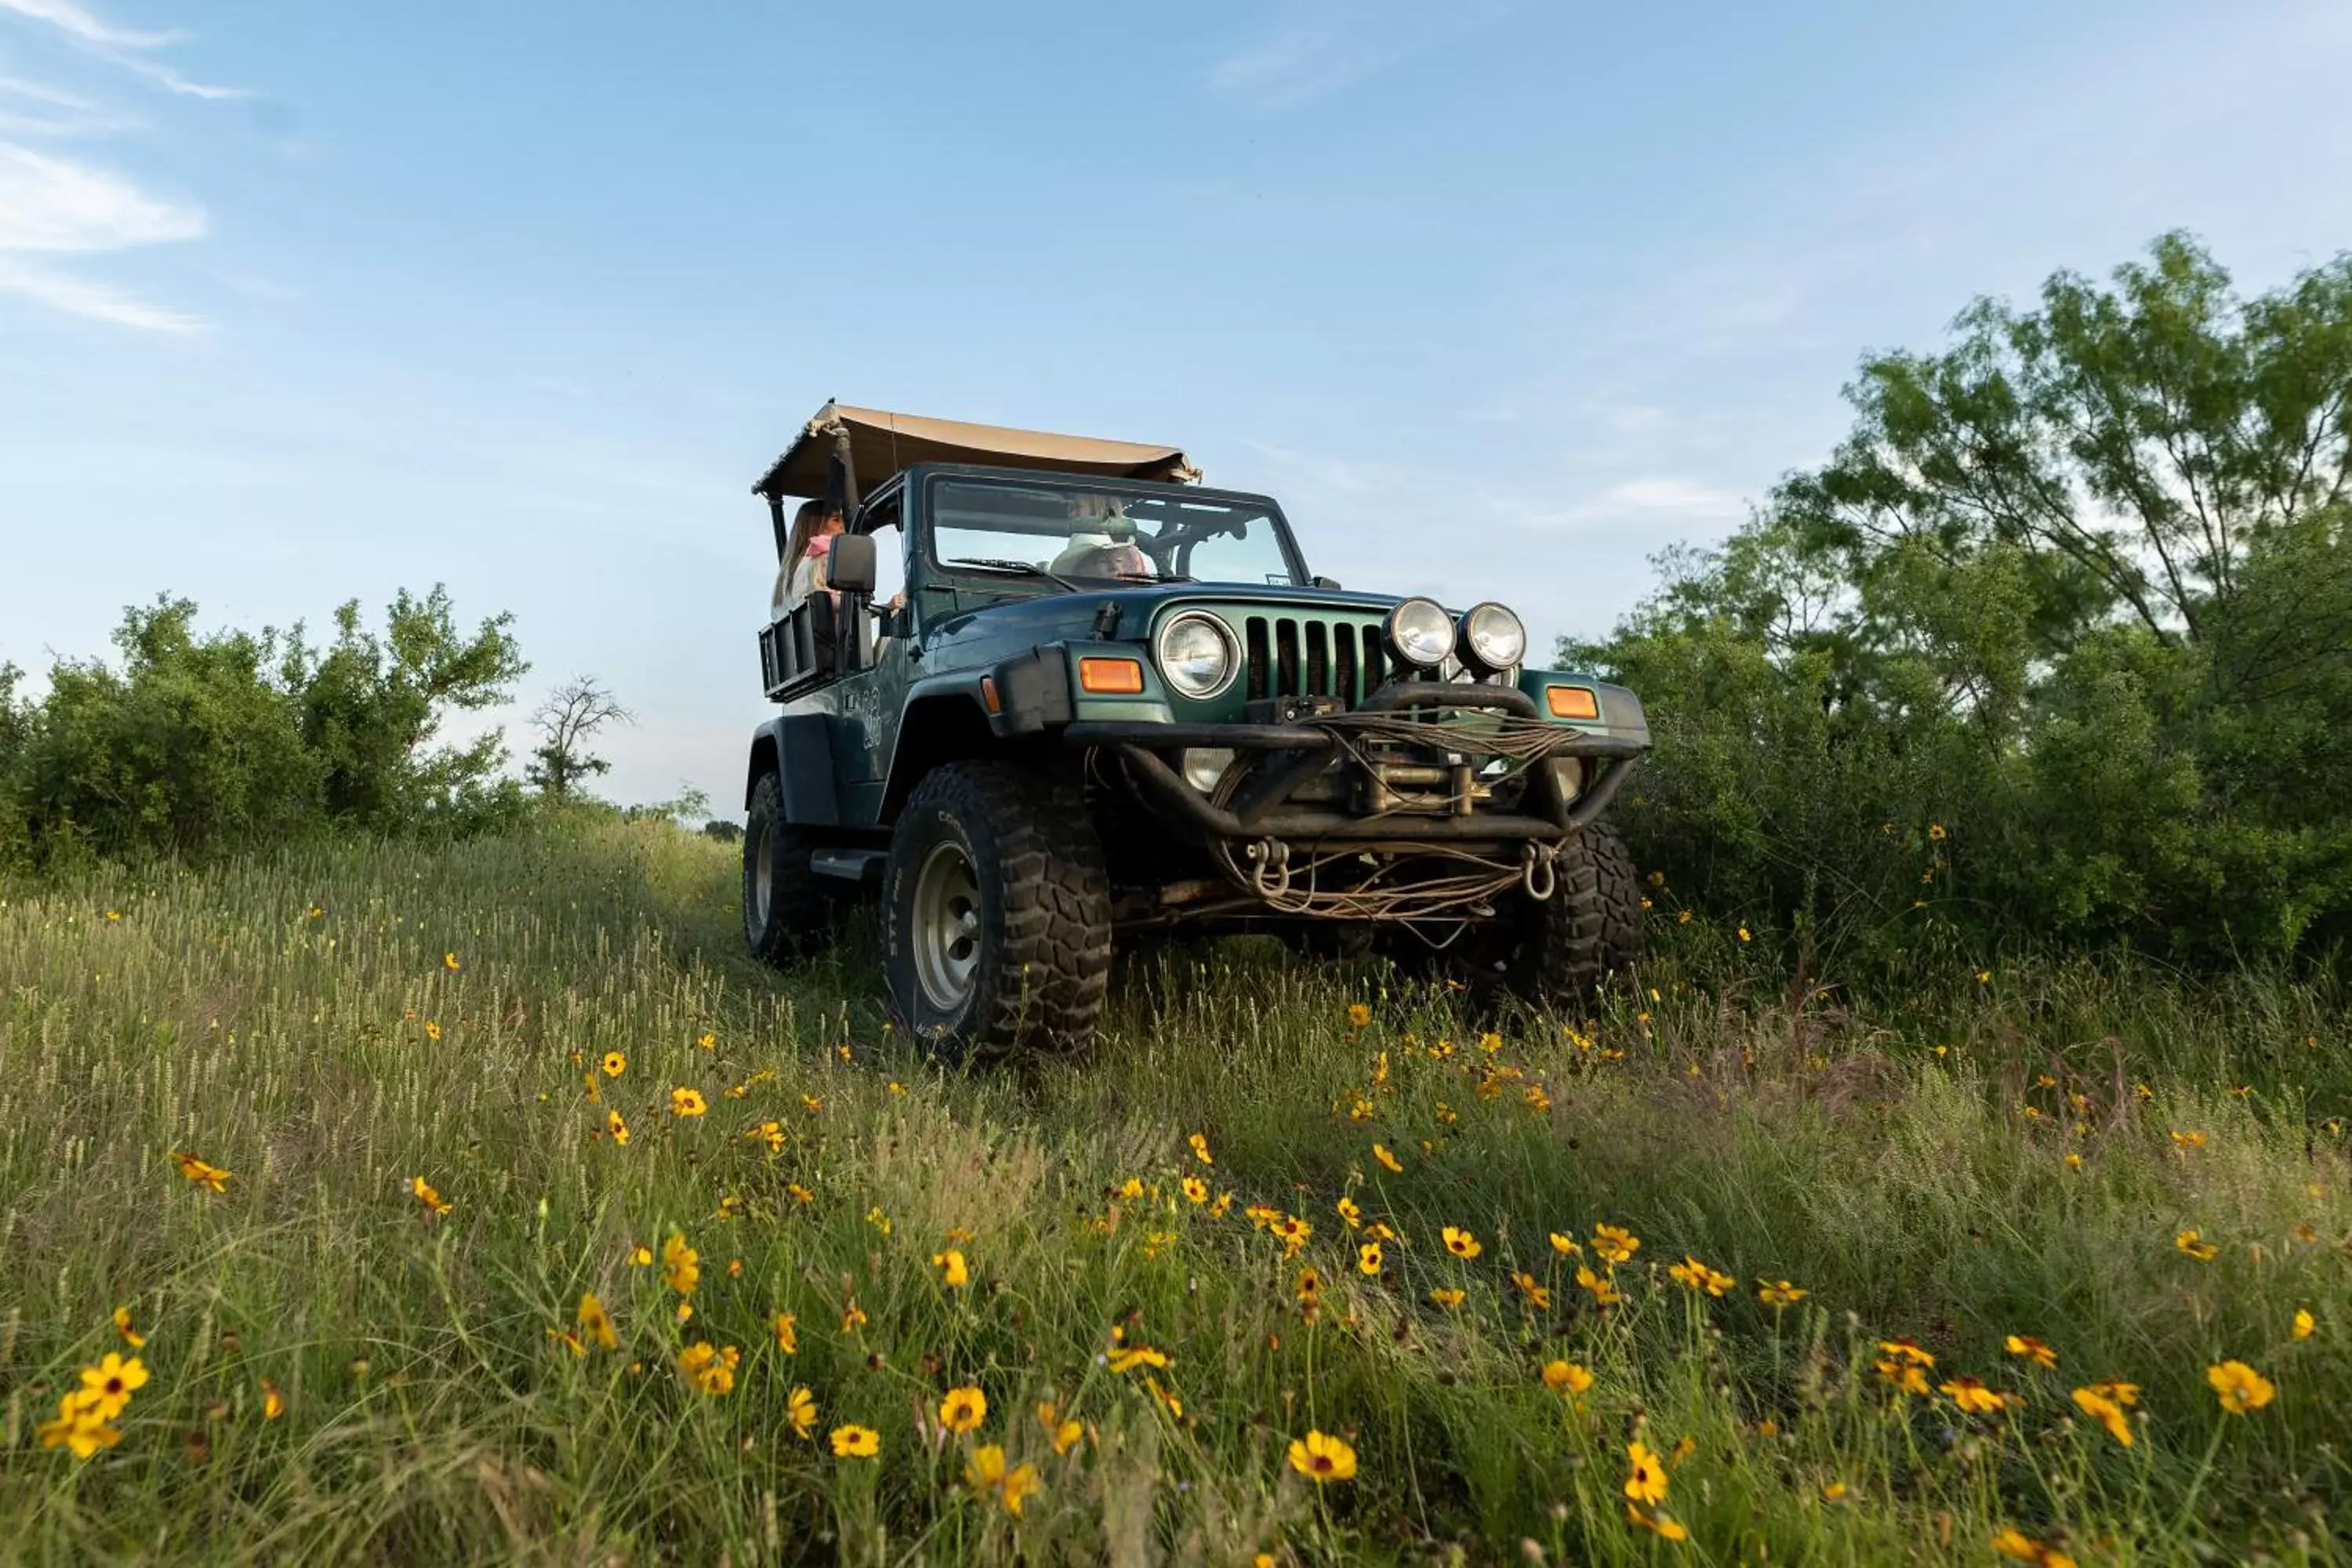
xmin=3 ymin=587 xmax=530 ymax=865
xmin=291 ymin=586 xmax=531 ymax=833
xmin=1579 ymin=234 xmax=2352 ymax=962
xmin=16 ymin=598 xmax=323 ymax=860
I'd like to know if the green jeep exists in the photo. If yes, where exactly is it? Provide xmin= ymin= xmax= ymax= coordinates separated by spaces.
xmin=742 ymin=404 xmax=1650 ymax=1059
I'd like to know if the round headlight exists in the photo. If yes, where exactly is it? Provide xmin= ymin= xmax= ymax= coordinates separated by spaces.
xmin=1460 ymin=601 xmax=1526 ymax=673
xmin=1155 ymin=612 xmax=1238 ymax=699
xmin=1385 ymin=597 xmax=1456 ymax=668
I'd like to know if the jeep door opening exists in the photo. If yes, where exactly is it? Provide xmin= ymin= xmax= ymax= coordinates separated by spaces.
xmin=742 ymin=403 xmax=1651 ymax=1061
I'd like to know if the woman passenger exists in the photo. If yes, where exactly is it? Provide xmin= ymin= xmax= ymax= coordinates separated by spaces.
xmin=771 ymin=500 xmax=844 ymax=615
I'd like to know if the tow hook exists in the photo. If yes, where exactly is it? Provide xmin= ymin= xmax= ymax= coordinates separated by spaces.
xmin=1521 ymin=842 xmax=1557 ymax=902
xmin=1247 ymin=837 xmax=1292 ymax=898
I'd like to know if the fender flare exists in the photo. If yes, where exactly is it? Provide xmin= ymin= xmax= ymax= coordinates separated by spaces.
xmin=745 ymin=713 xmax=840 ymax=825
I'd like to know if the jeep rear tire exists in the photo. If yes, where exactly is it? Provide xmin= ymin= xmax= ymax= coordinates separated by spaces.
xmin=1510 ymin=822 xmax=1643 ymax=1007
xmin=884 ymin=761 xmax=1113 ymax=1063
xmin=743 ymin=771 xmax=828 ymax=965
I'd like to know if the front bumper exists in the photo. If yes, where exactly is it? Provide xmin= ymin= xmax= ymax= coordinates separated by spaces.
xmin=1064 ymin=679 xmax=1646 ymax=842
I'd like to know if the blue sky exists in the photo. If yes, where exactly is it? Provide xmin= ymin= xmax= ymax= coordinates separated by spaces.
xmin=5 ymin=0 xmax=2351 ymax=811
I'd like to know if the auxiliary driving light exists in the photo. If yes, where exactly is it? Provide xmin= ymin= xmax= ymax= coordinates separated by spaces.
xmin=1458 ymin=601 xmax=1526 ymax=673
xmin=1385 ymin=597 xmax=1456 ymax=668
xmin=1181 ymin=747 xmax=1236 ymax=793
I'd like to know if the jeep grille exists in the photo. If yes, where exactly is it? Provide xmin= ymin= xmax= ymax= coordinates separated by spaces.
xmin=1240 ymin=615 xmax=1401 ymax=706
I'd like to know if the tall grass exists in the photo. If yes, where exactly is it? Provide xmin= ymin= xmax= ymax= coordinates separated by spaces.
xmin=2 ymin=822 xmax=2344 ymax=1563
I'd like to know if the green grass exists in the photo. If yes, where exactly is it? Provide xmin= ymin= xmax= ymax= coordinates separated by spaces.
xmin=2 ymin=819 xmax=2346 ymax=1563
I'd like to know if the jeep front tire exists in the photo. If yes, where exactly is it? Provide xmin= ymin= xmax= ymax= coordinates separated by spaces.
xmin=1510 ymin=822 xmax=1643 ymax=1006
xmin=743 ymin=771 xmax=827 ymax=965
xmin=883 ymin=761 xmax=1113 ymax=1062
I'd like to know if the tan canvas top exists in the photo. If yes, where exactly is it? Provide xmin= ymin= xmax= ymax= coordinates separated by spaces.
xmin=753 ymin=402 xmax=1198 ymax=498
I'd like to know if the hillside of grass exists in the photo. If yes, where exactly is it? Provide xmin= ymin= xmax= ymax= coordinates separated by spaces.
xmin=2 ymin=818 xmax=2347 ymax=1564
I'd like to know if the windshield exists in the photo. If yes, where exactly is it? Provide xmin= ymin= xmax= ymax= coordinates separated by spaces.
xmin=927 ymin=477 xmax=1302 ymax=587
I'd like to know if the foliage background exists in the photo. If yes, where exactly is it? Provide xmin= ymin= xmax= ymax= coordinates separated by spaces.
xmin=0 ymin=588 xmax=528 ymax=869
xmin=1568 ymin=234 xmax=2352 ymax=971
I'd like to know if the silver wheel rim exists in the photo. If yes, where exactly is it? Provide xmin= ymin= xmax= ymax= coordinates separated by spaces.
xmin=749 ymin=816 xmax=772 ymax=927
xmin=911 ymin=840 xmax=982 ymax=1012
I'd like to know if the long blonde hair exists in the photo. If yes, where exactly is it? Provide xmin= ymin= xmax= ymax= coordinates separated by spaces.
xmin=783 ymin=499 xmax=840 ymax=569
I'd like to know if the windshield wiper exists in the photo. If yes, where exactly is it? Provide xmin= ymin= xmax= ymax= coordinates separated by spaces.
xmin=942 ymin=557 xmax=1080 ymax=591
xmin=1104 ymin=569 xmax=1194 ymax=583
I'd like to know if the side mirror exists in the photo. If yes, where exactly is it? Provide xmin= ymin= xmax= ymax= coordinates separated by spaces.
xmin=1312 ymin=575 xmax=1343 ymax=590
xmin=829 ymin=533 xmax=878 ymax=596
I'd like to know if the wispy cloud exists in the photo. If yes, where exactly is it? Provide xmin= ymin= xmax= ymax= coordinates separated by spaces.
xmin=0 ymin=253 xmax=199 ymax=329
xmin=0 ymin=0 xmax=177 ymax=49
xmin=0 ymin=74 xmax=95 ymax=107
xmin=0 ymin=0 xmax=241 ymax=328
xmin=0 ymin=0 xmax=243 ymax=97
xmin=0 ymin=140 xmax=208 ymax=331
xmin=1528 ymin=478 xmax=1751 ymax=530
xmin=0 ymin=74 xmax=135 ymax=134
xmin=1208 ymin=0 xmax=1520 ymax=111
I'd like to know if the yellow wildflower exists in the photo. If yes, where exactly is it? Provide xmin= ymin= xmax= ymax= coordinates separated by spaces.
xmin=35 ymin=1390 xmax=122 ymax=1460
xmin=1992 ymin=1528 xmax=2078 ymax=1568
xmin=662 ymin=1232 xmax=700 ymax=1295
xmin=1623 ymin=1439 xmax=1668 ymax=1506
xmin=1107 ymin=1344 xmax=1169 ymax=1374
xmin=2207 ymin=1359 xmax=2275 ymax=1414
xmin=1576 ymin=1265 xmax=1623 ymax=1306
xmin=2070 ymin=1385 xmax=2132 ymax=1446
xmin=1541 ymin=1359 xmax=1593 ymax=1396
xmin=2004 ymin=1334 xmax=2056 ymax=1370
xmin=1941 ymin=1376 xmax=2005 ymax=1416
xmin=1590 ymin=1224 xmax=1640 ymax=1264
xmin=1668 ymin=1254 xmax=1732 ymax=1295
xmin=939 ymin=1385 xmax=986 ymax=1433
xmin=172 ymin=1150 xmax=230 ymax=1193
xmin=830 ymin=1424 xmax=879 ymax=1457
xmin=1287 ymin=1429 xmax=1358 ymax=1483
xmin=578 ymin=1292 xmax=617 ymax=1350
xmin=78 ymin=1353 xmax=149 ymax=1421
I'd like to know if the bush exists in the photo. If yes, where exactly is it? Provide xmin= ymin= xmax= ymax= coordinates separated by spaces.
xmin=0 ymin=588 xmax=528 ymax=867
xmin=1575 ymin=234 xmax=2352 ymax=967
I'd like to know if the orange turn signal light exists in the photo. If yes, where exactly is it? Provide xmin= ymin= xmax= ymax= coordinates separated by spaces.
xmin=979 ymin=676 xmax=1002 ymax=714
xmin=1545 ymin=685 xmax=1599 ymax=720
xmin=1078 ymin=657 xmax=1145 ymax=695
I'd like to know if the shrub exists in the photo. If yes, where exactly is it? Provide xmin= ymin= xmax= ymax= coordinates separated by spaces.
xmin=1574 ymin=234 xmax=2352 ymax=966
xmin=0 ymin=587 xmax=528 ymax=866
